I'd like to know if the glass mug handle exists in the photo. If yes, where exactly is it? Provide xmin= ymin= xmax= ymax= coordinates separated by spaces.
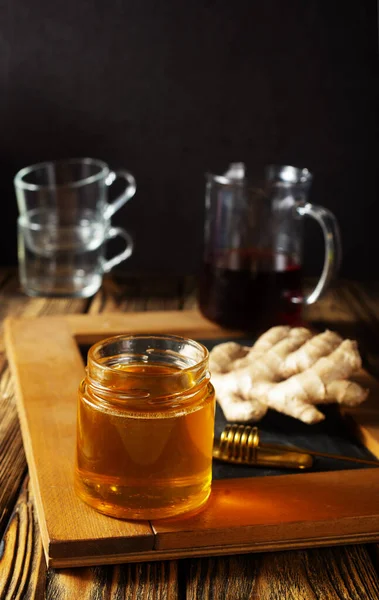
xmin=102 ymin=227 xmax=134 ymax=273
xmin=104 ymin=170 xmax=137 ymax=219
xmin=296 ymin=203 xmax=342 ymax=305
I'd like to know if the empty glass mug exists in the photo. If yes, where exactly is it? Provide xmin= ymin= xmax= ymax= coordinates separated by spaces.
xmin=198 ymin=163 xmax=342 ymax=331
xmin=14 ymin=158 xmax=136 ymax=297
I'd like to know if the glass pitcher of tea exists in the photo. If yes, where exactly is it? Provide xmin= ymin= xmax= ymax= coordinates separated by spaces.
xmin=198 ymin=163 xmax=342 ymax=332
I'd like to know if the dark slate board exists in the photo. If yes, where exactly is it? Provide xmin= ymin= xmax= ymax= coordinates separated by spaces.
xmin=201 ymin=338 xmax=378 ymax=480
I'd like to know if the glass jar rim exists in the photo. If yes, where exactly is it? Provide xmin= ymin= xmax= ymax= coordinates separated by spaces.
xmin=87 ymin=333 xmax=210 ymax=380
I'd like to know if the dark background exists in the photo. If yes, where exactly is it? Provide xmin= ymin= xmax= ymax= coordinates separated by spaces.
xmin=0 ymin=1 xmax=377 ymax=277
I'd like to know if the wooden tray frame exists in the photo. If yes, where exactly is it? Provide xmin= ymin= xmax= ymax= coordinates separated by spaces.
xmin=5 ymin=310 xmax=379 ymax=568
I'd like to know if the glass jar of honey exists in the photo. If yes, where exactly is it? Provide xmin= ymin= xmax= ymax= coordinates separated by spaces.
xmin=75 ymin=334 xmax=215 ymax=520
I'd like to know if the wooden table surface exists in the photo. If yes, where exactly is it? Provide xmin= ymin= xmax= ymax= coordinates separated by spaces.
xmin=1 ymin=270 xmax=379 ymax=599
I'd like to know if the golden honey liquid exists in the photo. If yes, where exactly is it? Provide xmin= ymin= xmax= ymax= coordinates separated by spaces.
xmin=75 ymin=364 xmax=215 ymax=519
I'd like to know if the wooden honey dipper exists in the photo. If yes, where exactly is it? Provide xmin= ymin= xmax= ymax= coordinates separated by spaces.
xmin=213 ymin=424 xmax=379 ymax=470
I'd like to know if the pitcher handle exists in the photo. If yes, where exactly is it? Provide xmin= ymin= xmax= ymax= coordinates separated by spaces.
xmin=296 ymin=203 xmax=342 ymax=305
xmin=104 ymin=170 xmax=137 ymax=219
xmin=102 ymin=227 xmax=134 ymax=273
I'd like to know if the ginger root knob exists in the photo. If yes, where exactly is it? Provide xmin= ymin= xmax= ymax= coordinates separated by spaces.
xmin=210 ymin=328 xmax=368 ymax=424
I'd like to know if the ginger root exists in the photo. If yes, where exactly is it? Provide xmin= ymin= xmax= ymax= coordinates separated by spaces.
xmin=210 ymin=328 xmax=369 ymax=424
xmin=280 ymin=330 xmax=343 ymax=378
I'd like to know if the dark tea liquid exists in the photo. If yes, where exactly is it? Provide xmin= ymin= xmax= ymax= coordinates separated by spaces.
xmin=198 ymin=249 xmax=303 ymax=332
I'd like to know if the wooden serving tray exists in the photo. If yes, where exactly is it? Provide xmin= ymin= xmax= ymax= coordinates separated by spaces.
xmin=5 ymin=310 xmax=379 ymax=568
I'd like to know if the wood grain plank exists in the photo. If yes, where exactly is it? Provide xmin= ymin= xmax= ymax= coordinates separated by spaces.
xmin=88 ymin=274 xmax=185 ymax=315
xmin=303 ymin=280 xmax=359 ymax=326
xmin=0 ymin=272 xmax=89 ymax=318
xmin=141 ymin=277 xmax=182 ymax=311
xmin=35 ymin=538 xmax=379 ymax=570
xmin=0 ymin=359 xmax=27 ymax=541
xmin=0 ymin=273 xmax=89 ymax=351
xmin=88 ymin=275 xmax=145 ymax=314
xmin=369 ymin=543 xmax=379 ymax=582
xmin=65 ymin=309 xmax=241 ymax=345
xmin=0 ymin=272 xmax=95 ymax=539
xmin=0 ymin=393 xmax=26 ymax=540
xmin=0 ymin=478 xmax=47 ymax=600
xmin=341 ymin=281 xmax=379 ymax=323
xmin=90 ymin=274 xmax=195 ymax=313
xmin=255 ymin=545 xmax=379 ymax=600
xmin=184 ymin=554 xmax=260 ymax=600
xmin=152 ymin=469 xmax=379 ymax=552
xmin=47 ymin=560 xmax=179 ymax=599
xmin=184 ymin=545 xmax=379 ymax=600
xmin=5 ymin=316 xmax=154 ymax=566
xmin=0 ymin=478 xmax=180 ymax=600
xmin=89 ymin=274 xmax=184 ymax=313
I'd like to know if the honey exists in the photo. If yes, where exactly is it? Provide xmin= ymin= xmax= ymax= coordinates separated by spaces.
xmin=75 ymin=335 xmax=215 ymax=519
